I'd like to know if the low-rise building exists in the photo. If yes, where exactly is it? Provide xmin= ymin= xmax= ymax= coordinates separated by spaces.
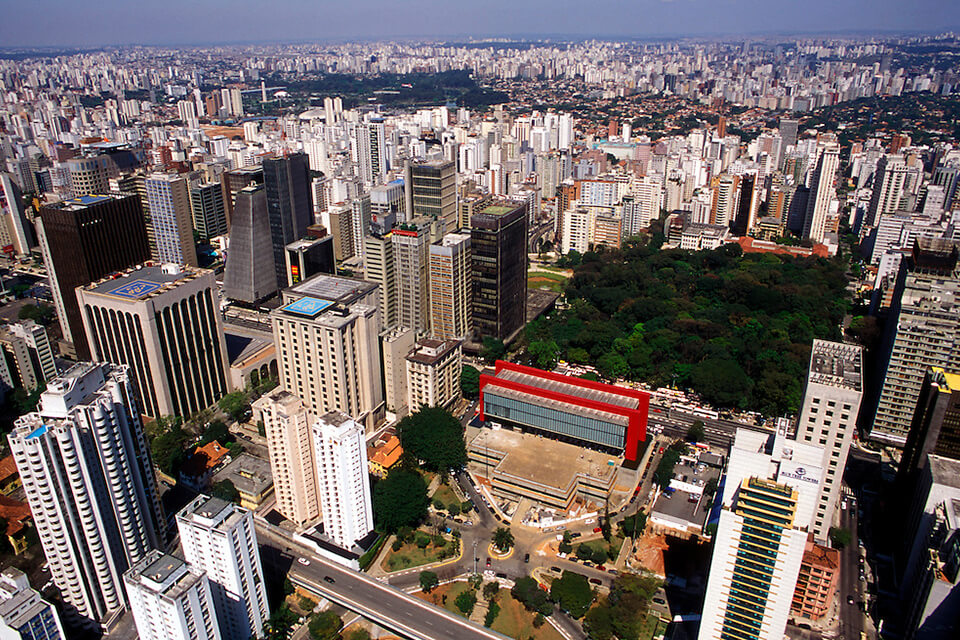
xmin=405 ymin=338 xmax=462 ymax=411
xmin=367 ymin=434 xmax=403 ymax=479
xmin=179 ymin=441 xmax=231 ymax=492
xmin=0 ymin=456 xmax=20 ymax=496
xmin=649 ymin=449 xmax=723 ymax=539
xmin=212 ymin=454 xmax=273 ymax=511
xmin=791 ymin=537 xmax=840 ymax=620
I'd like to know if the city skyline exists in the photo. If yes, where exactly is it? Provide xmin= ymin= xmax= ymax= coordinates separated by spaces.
xmin=1 ymin=1 xmax=958 ymax=48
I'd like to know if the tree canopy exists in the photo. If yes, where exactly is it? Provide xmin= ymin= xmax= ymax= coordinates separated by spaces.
xmin=397 ymin=407 xmax=467 ymax=473
xmin=460 ymin=365 xmax=481 ymax=399
xmin=308 ymin=610 xmax=342 ymax=640
xmin=526 ymin=242 xmax=848 ymax=414
xmin=583 ymin=572 xmax=662 ymax=640
xmin=550 ymin=570 xmax=594 ymax=618
xmin=372 ymin=468 xmax=429 ymax=533
xmin=512 ymin=576 xmax=552 ymax=615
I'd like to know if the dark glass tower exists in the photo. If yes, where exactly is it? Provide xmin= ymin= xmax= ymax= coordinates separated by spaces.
xmin=470 ymin=200 xmax=528 ymax=342
xmin=263 ymin=153 xmax=312 ymax=291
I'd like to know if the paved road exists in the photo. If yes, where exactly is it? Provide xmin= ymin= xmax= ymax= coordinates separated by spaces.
xmin=837 ymin=491 xmax=866 ymax=640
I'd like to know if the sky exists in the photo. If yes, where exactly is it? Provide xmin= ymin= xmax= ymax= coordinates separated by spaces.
xmin=1 ymin=0 xmax=959 ymax=48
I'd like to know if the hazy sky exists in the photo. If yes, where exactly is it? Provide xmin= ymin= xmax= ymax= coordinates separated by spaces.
xmin=2 ymin=0 xmax=959 ymax=48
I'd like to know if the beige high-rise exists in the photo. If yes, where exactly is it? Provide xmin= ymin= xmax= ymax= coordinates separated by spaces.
xmin=252 ymin=388 xmax=320 ymax=528
xmin=429 ymin=232 xmax=471 ymax=341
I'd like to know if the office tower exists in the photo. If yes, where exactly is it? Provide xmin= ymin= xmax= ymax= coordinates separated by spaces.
xmin=872 ymin=238 xmax=960 ymax=446
xmin=221 ymin=167 xmax=263 ymax=229
xmin=699 ymin=428 xmax=824 ymax=640
xmin=429 ymin=232 xmax=472 ymax=340
xmin=9 ymin=363 xmax=164 ymax=630
xmin=730 ymin=174 xmax=758 ymax=237
xmin=779 ymin=118 xmax=799 ymax=150
xmin=322 ymin=204 xmax=355 ymax=263
xmin=405 ymin=160 xmax=457 ymax=232
xmin=795 ymin=340 xmax=864 ymax=543
xmin=0 ymin=320 xmax=56 ymax=394
xmin=0 ymin=173 xmax=35 ymax=257
xmin=0 ymin=568 xmax=65 ymax=640
xmin=324 ymin=96 xmax=342 ymax=125
xmin=65 ymin=157 xmax=109 ymax=197
xmin=124 ymin=551 xmax=221 ymax=640
xmin=866 ymin=155 xmax=908 ymax=227
xmin=284 ymin=236 xmax=335 ymax=286
xmin=350 ymin=194 xmax=371 ymax=259
xmin=802 ymin=142 xmax=840 ymax=243
xmin=899 ymin=368 xmax=960 ymax=483
xmin=190 ymin=182 xmax=227 ymax=241
xmin=263 ymin=153 xmax=312 ymax=290
xmin=145 ymin=173 xmax=199 ymax=267
xmin=381 ymin=327 xmax=415 ymax=417
xmin=931 ymin=165 xmax=959 ymax=212
xmin=357 ymin=121 xmax=387 ymax=186
xmin=392 ymin=221 xmax=432 ymax=335
xmin=458 ymin=191 xmax=491 ymax=231
xmin=77 ymin=263 xmax=231 ymax=419
xmin=312 ymin=412 xmax=374 ymax=549
xmin=37 ymin=193 xmax=150 ymax=360
xmin=223 ymin=185 xmax=278 ymax=304
xmin=251 ymin=388 xmax=320 ymax=528
xmin=370 ymin=180 xmax=406 ymax=221
xmin=272 ymin=278 xmax=384 ymax=431
xmin=405 ymin=339 xmax=462 ymax=411
xmin=177 ymin=496 xmax=269 ymax=640
xmin=364 ymin=232 xmax=398 ymax=330
xmin=898 ymin=455 xmax=960 ymax=640
xmin=470 ymin=201 xmax=528 ymax=342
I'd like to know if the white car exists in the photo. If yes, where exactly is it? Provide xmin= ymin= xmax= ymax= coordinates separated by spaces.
xmin=297 ymin=557 xmax=310 ymax=566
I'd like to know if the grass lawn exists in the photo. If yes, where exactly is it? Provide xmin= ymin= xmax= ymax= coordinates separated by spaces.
xmin=382 ymin=538 xmax=458 ymax=572
xmin=637 ymin=613 xmax=667 ymax=640
xmin=416 ymin=580 xmax=474 ymax=617
xmin=431 ymin=483 xmax=459 ymax=507
xmin=577 ymin=535 xmax=624 ymax=563
xmin=490 ymin=593 xmax=566 ymax=640
xmin=528 ymin=270 xmax=569 ymax=293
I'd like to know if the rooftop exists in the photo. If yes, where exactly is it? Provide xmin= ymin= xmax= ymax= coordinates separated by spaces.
xmin=930 ymin=455 xmax=960 ymax=490
xmin=808 ymin=339 xmax=863 ymax=392
xmin=479 ymin=204 xmax=519 ymax=216
xmin=213 ymin=453 xmax=272 ymax=497
xmin=406 ymin=339 xmax=460 ymax=365
xmin=492 ymin=363 xmax=641 ymax=411
xmin=289 ymin=273 xmax=377 ymax=306
xmin=83 ymin=263 xmax=199 ymax=300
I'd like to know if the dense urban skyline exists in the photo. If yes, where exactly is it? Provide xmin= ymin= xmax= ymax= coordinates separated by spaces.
xmin=1 ymin=1 xmax=959 ymax=47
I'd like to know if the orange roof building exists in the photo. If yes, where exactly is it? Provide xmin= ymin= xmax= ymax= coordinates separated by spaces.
xmin=179 ymin=441 xmax=231 ymax=490
xmin=0 ymin=455 xmax=21 ymax=496
xmin=792 ymin=537 xmax=840 ymax=620
xmin=0 ymin=494 xmax=32 ymax=554
xmin=368 ymin=435 xmax=403 ymax=479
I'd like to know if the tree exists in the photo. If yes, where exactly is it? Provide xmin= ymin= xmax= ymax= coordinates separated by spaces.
xmin=484 ymin=600 xmax=501 ymax=627
xmin=265 ymin=604 xmax=298 ymax=640
xmin=528 ymin=339 xmax=561 ymax=370
xmin=492 ymin=527 xmax=514 ymax=553
xmin=558 ymin=541 xmax=573 ymax=555
xmin=619 ymin=512 xmax=647 ymax=538
xmin=550 ymin=571 xmax=594 ymax=618
xmin=344 ymin=629 xmax=371 ymax=640
xmin=686 ymin=420 xmax=706 ymax=444
xmin=461 ymin=365 xmax=481 ymax=399
xmin=308 ymin=610 xmax=342 ymax=640
xmin=419 ymin=571 xmax=439 ymax=593
xmin=397 ymin=406 xmax=467 ymax=473
xmin=829 ymin=527 xmax=852 ymax=549
xmin=454 ymin=590 xmax=477 ymax=616
xmin=481 ymin=337 xmax=506 ymax=363
xmin=210 ymin=479 xmax=239 ymax=503
xmin=17 ymin=303 xmax=54 ymax=325
xmin=483 ymin=581 xmax=500 ymax=600
xmin=704 ymin=477 xmax=719 ymax=497
xmin=512 ymin=576 xmax=552 ymax=615
xmin=576 ymin=543 xmax=592 ymax=561
xmin=199 ymin=420 xmax=233 ymax=446
xmin=448 ymin=502 xmax=461 ymax=516
xmin=372 ymin=468 xmax=429 ymax=532
xmin=218 ymin=391 xmax=250 ymax=422
xmin=150 ymin=424 xmax=191 ymax=475
xmin=415 ymin=532 xmax=431 ymax=549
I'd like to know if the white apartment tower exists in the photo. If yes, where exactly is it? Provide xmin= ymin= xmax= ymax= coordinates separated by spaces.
xmin=8 ymin=363 xmax=164 ymax=631
xmin=124 ymin=550 xmax=221 ymax=640
xmin=802 ymin=141 xmax=840 ymax=244
xmin=251 ymin=388 xmax=320 ymax=528
xmin=0 ymin=568 xmax=65 ymax=640
xmin=312 ymin=412 xmax=375 ymax=549
xmin=177 ymin=496 xmax=269 ymax=640
xmin=796 ymin=340 xmax=864 ymax=543
xmin=866 ymin=155 xmax=908 ymax=227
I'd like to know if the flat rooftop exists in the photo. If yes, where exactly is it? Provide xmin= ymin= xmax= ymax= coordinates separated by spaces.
xmin=214 ymin=453 xmax=272 ymax=497
xmin=139 ymin=553 xmax=183 ymax=585
xmin=479 ymin=204 xmax=520 ymax=216
xmin=470 ymin=428 xmax=618 ymax=492
xmin=48 ymin=193 xmax=128 ymax=211
xmin=809 ymin=340 xmax=863 ymax=392
xmin=290 ymin=273 xmax=377 ymax=305
xmin=493 ymin=368 xmax=640 ymax=411
xmin=83 ymin=264 xmax=198 ymax=300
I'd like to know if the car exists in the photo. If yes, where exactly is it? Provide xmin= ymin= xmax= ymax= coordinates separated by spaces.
xmin=524 ymin=553 xmax=530 ymax=563
xmin=589 ymin=578 xmax=602 ymax=585
xmin=597 ymin=565 xmax=606 ymax=571
xmin=583 ymin=561 xmax=594 ymax=568
xmin=496 ymin=572 xmax=507 ymax=579
xmin=465 ymin=521 xmax=474 ymax=526
xmin=847 ymin=596 xmax=855 ymax=605
xmin=585 ymin=518 xmax=595 ymax=524
xmin=659 ymin=447 xmax=665 ymax=454
xmin=323 ymin=576 xmax=335 ymax=584
xmin=607 ymin=569 xmax=618 ymax=576
xmin=551 ymin=566 xmax=562 ymax=574
xmin=593 ymin=527 xmax=602 ymax=533
xmin=653 ymin=597 xmax=666 ymax=605
xmin=570 ymin=532 xmax=582 ymax=539
xmin=486 ymin=558 xmax=491 ymax=567
xmin=297 ymin=557 xmax=310 ymax=566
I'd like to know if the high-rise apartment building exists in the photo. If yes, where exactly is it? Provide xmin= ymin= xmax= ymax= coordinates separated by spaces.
xmin=177 ymin=496 xmax=269 ymax=640
xmin=223 ymin=185 xmax=278 ymax=304
xmin=356 ymin=121 xmax=387 ymax=186
xmin=802 ymin=141 xmax=840 ymax=244
xmin=263 ymin=153 xmax=312 ymax=290
xmin=312 ymin=412 xmax=375 ymax=549
xmin=124 ymin=550 xmax=221 ymax=640
xmin=37 ymin=193 xmax=150 ymax=359
xmin=322 ymin=203 xmax=355 ymax=263
xmin=9 ymin=363 xmax=164 ymax=631
xmin=190 ymin=182 xmax=227 ymax=241
xmin=872 ymin=238 xmax=960 ymax=446
xmin=392 ymin=221 xmax=432 ymax=335
xmin=866 ymin=155 xmax=908 ymax=227
xmin=251 ymin=388 xmax=320 ymax=528
xmin=899 ymin=368 xmax=960 ymax=483
xmin=429 ymin=232 xmax=472 ymax=341
xmin=145 ymin=173 xmax=199 ymax=267
xmin=795 ymin=340 xmax=864 ymax=543
xmin=0 ymin=320 xmax=57 ymax=394
xmin=381 ymin=326 xmax=415 ymax=417
xmin=0 ymin=173 xmax=35 ymax=257
xmin=405 ymin=160 xmax=457 ymax=232
xmin=779 ymin=118 xmax=799 ymax=150
xmin=364 ymin=231 xmax=398 ymax=330
xmin=0 ymin=568 xmax=65 ymax=640
xmin=78 ymin=263 xmax=231 ymax=419
xmin=405 ymin=339 xmax=462 ymax=411
xmin=271 ymin=276 xmax=384 ymax=431
xmin=699 ymin=428 xmax=824 ymax=640
xmin=470 ymin=201 xmax=528 ymax=342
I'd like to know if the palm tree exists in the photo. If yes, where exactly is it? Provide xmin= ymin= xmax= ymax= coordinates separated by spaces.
xmin=492 ymin=527 xmax=514 ymax=553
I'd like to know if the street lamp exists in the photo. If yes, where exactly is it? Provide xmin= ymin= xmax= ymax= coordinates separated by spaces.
xmin=473 ymin=540 xmax=478 ymax=575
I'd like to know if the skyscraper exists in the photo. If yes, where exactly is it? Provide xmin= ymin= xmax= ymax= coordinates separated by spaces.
xmin=124 ymin=551 xmax=221 ymax=640
xmin=899 ymin=368 xmax=960 ymax=483
xmin=223 ymin=185 xmax=278 ymax=304
xmin=795 ymin=340 xmax=864 ymax=543
xmin=263 ymin=153 xmax=312 ymax=290
xmin=177 ymin=496 xmax=269 ymax=640
xmin=0 ymin=320 xmax=57 ymax=394
xmin=779 ymin=117 xmax=799 ymax=150
xmin=866 ymin=155 xmax=908 ymax=228
xmin=0 ymin=173 xmax=35 ymax=257
xmin=0 ymin=568 xmax=65 ymax=640
xmin=252 ymin=388 xmax=320 ymax=528
xmin=802 ymin=141 xmax=840 ymax=244
xmin=190 ymin=181 xmax=228 ymax=241
xmin=470 ymin=201 xmax=528 ymax=342
xmin=9 ymin=363 xmax=164 ymax=631
xmin=78 ymin=263 xmax=231 ymax=419
xmin=429 ymin=232 xmax=472 ymax=341
xmin=364 ymin=231 xmax=398 ymax=330
xmin=405 ymin=160 xmax=457 ymax=232
xmin=356 ymin=121 xmax=387 ymax=186
xmin=872 ymin=238 xmax=960 ymax=446
xmin=392 ymin=221 xmax=432 ymax=335
xmin=145 ymin=173 xmax=199 ymax=267
xmin=37 ymin=193 xmax=151 ymax=360
xmin=220 ymin=166 xmax=263 ymax=230
xmin=312 ymin=412 xmax=374 ymax=549
xmin=405 ymin=339 xmax=462 ymax=411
